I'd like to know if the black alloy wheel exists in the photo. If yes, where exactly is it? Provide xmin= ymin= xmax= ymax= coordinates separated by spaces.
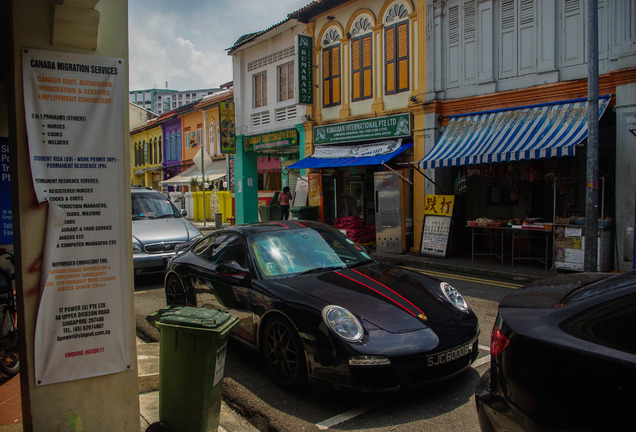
xmin=164 ymin=274 xmax=189 ymax=306
xmin=261 ymin=315 xmax=307 ymax=390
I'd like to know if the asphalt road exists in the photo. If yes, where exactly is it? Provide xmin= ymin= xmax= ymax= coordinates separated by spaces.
xmin=133 ymin=269 xmax=520 ymax=432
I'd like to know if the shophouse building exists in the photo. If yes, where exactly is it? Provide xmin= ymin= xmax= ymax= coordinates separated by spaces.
xmin=161 ymin=114 xmax=183 ymax=183
xmin=227 ymin=16 xmax=311 ymax=223
xmin=421 ymin=0 xmax=636 ymax=271
xmin=277 ymin=0 xmax=426 ymax=253
xmin=130 ymin=120 xmax=163 ymax=188
xmin=159 ymin=85 xmax=234 ymax=190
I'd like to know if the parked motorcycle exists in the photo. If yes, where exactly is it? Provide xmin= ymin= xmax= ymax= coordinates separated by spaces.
xmin=0 ymin=247 xmax=19 ymax=376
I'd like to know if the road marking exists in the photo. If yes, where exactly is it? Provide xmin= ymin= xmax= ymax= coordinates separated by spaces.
xmin=404 ymin=267 xmax=523 ymax=289
xmin=473 ymin=355 xmax=491 ymax=368
xmin=316 ymin=400 xmax=385 ymax=430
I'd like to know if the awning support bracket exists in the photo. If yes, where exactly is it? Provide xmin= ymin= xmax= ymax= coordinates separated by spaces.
xmin=281 ymin=168 xmax=309 ymax=183
xmin=402 ymin=162 xmax=447 ymax=194
xmin=382 ymin=163 xmax=413 ymax=185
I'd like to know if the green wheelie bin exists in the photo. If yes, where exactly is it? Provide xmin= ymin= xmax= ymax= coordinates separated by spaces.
xmin=290 ymin=206 xmax=320 ymax=221
xmin=145 ymin=305 xmax=239 ymax=432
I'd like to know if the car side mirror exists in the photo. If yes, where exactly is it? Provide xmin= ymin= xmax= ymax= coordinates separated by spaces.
xmin=215 ymin=260 xmax=248 ymax=278
xmin=180 ymin=209 xmax=187 ymax=217
xmin=357 ymin=244 xmax=372 ymax=255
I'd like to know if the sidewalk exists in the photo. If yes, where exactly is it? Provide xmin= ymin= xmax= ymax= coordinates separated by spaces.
xmin=0 ymin=338 xmax=258 ymax=432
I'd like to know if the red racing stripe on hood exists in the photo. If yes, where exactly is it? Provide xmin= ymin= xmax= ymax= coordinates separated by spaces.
xmin=350 ymin=268 xmax=427 ymax=317
xmin=335 ymin=270 xmax=421 ymax=317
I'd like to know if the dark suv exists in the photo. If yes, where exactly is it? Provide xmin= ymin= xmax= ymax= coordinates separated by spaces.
xmin=131 ymin=187 xmax=201 ymax=275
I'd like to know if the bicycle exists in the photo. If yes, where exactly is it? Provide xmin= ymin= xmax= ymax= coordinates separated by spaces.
xmin=0 ymin=247 xmax=19 ymax=376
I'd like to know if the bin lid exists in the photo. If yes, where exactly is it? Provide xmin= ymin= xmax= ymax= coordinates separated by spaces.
xmin=146 ymin=305 xmax=235 ymax=329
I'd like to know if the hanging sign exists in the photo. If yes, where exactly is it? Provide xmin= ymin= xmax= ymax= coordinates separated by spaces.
xmin=22 ymin=48 xmax=131 ymax=386
xmin=314 ymin=113 xmax=411 ymax=145
xmin=296 ymin=35 xmax=313 ymax=105
xmin=220 ymin=101 xmax=236 ymax=154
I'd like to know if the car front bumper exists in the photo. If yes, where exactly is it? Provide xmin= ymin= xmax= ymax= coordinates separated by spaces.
xmin=133 ymin=252 xmax=174 ymax=275
xmin=306 ymin=332 xmax=480 ymax=393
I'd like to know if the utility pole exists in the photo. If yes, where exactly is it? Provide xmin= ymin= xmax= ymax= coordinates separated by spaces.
xmin=585 ymin=0 xmax=599 ymax=272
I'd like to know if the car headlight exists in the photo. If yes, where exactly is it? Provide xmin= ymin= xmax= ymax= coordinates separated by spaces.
xmin=322 ymin=305 xmax=364 ymax=343
xmin=132 ymin=240 xmax=142 ymax=253
xmin=440 ymin=282 xmax=469 ymax=312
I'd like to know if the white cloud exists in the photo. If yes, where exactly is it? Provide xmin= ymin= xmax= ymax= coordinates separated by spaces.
xmin=128 ymin=0 xmax=310 ymax=91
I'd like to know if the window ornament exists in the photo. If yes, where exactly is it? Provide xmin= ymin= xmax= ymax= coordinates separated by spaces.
xmin=352 ymin=17 xmax=371 ymax=36
xmin=386 ymin=3 xmax=409 ymax=22
xmin=323 ymin=28 xmax=341 ymax=46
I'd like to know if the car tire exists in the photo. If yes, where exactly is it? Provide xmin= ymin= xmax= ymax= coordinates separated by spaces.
xmin=261 ymin=315 xmax=307 ymax=391
xmin=164 ymin=274 xmax=192 ymax=306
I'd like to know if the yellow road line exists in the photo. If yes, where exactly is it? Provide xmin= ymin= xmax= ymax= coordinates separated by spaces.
xmin=403 ymin=266 xmax=522 ymax=289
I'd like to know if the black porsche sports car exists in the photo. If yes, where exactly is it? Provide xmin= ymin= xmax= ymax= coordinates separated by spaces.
xmin=164 ymin=220 xmax=479 ymax=392
xmin=475 ymin=270 xmax=636 ymax=431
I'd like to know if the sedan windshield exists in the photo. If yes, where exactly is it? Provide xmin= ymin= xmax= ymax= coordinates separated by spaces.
xmin=131 ymin=193 xmax=180 ymax=219
xmin=248 ymin=226 xmax=372 ymax=279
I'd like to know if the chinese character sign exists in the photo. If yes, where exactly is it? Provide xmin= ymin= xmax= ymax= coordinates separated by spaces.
xmin=220 ymin=102 xmax=236 ymax=154
xmin=296 ymin=35 xmax=313 ymax=105
xmin=424 ymin=194 xmax=455 ymax=216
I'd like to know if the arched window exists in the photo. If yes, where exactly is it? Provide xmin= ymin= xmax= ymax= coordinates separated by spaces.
xmin=384 ymin=2 xmax=410 ymax=94
xmin=170 ymin=131 xmax=176 ymax=161
xmin=351 ymin=15 xmax=373 ymax=101
xmin=322 ymin=27 xmax=341 ymax=108
xmin=158 ymin=137 xmax=162 ymax=163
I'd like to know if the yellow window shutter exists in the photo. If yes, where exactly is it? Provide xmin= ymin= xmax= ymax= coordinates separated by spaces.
xmin=332 ymin=45 xmax=340 ymax=76
xmin=352 ymin=39 xmax=360 ymax=70
xmin=333 ymin=76 xmax=341 ymax=104
xmin=323 ymin=49 xmax=330 ymax=79
xmin=398 ymin=23 xmax=408 ymax=58
xmin=363 ymin=69 xmax=372 ymax=97
xmin=386 ymin=27 xmax=395 ymax=61
xmin=363 ymin=35 xmax=371 ymax=68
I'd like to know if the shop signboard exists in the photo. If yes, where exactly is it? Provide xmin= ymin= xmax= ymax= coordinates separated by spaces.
xmin=296 ymin=35 xmax=313 ymax=105
xmin=220 ymin=101 xmax=236 ymax=154
xmin=420 ymin=194 xmax=455 ymax=257
xmin=243 ymin=129 xmax=298 ymax=152
xmin=314 ymin=113 xmax=411 ymax=145
xmin=0 ymin=137 xmax=11 ymax=245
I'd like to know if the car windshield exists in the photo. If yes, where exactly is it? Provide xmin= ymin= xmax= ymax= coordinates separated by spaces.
xmin=248 ymin=226 xmax=373 ymax=279
xmin=131 ymin=193 xmax=180 ymax=219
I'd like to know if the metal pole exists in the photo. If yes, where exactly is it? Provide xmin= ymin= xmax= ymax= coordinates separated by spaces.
xmin=585 ymin=0 xmax=599 ymax=272
xmin=202 ymin=147 xmax=206 ymax=227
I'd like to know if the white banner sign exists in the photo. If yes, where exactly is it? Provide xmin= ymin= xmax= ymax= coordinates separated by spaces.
xmin=312 ymin=139 xmax=402 ymax=158
xmin=22 ymin=48 xmax=131 ymax=386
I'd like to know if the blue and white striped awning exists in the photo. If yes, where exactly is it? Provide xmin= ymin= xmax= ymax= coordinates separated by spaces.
xmin=418 ymin=97 xmax=611 ymax=169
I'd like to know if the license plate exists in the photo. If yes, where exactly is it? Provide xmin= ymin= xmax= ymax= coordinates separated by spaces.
xmin=427 ymin=343 xmax=472 ymax=367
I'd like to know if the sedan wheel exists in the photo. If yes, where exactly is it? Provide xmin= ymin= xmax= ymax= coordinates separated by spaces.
xmin=165 ymin=274 xmax=189 ymax=305
xmin=262 ymin=316 xmax=307 ymax=390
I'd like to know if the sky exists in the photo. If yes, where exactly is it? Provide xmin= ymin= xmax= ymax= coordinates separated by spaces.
xmin=128 ymin=0 xmax=312 ymax=91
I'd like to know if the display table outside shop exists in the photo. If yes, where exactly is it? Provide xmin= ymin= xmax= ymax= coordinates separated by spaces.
xmin=466 ymin=225 xmax=553 ymax=270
